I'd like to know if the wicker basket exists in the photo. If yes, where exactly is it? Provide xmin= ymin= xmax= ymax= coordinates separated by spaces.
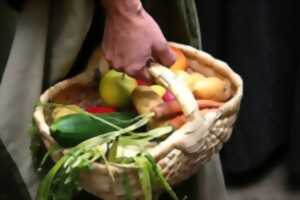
xmin=33 ymin=42 xmax=243 ymax=200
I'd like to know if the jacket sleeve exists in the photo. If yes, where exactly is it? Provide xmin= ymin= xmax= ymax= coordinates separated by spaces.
xmin=143 ymin=0 xmax=201 ymax=49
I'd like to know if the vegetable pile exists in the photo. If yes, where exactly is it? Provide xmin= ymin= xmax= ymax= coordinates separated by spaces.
xmin=35 ymin=48 xmax=231 ymax=200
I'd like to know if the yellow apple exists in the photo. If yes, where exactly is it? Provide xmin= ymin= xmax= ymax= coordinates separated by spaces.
xmin=99 ymin=70 xmax=138 ymax=108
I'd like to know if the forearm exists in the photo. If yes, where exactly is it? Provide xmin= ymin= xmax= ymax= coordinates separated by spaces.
xmin=101 ymin=0 xmax=142 ymax=16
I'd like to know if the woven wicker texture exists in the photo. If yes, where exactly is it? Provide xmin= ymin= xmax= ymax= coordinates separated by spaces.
xmin=33 ymin=43 xmax=243 ymax=200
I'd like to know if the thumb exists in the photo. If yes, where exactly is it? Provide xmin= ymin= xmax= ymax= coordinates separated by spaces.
xmin=124 ymin=64 xmax=153 ymax=83
xmin=124 ymin=63 xmax=143 ymax=77
xmin=135 ymin=67 xmax=153 ymax=83
xmin=152 ymin=42 xmax=176 ymax=66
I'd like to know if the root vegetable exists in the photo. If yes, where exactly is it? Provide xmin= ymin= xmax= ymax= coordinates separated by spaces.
xmin=188 ymin=73 xmax=206 ymax=88
xmin=152 ymin=100 xmax=223 ymax=119
xmin=162 ymin=90 xmax=176 ymax=102
xmin=52 ymin=105 xmax=81 ymax=121
xmin=193 ymin=77 xmax=232 ymax=102
xmin=167 ymin=108 xmax=219 ymax=129
xmin=174 ymin=70 xmax=206 ymax=89
xmin=167 ymin=115 xmax=186 ymax=129
xmin=150 ymin=85 xmax=166 ymax=97
xmin=132 ymin=86 xmax=164 ymax=115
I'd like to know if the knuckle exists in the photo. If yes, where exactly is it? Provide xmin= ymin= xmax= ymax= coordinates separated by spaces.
xmin=156 ymin=43 xmax=168 ymax=53
xmin=125 ymin=64 xmax=142 ymax=76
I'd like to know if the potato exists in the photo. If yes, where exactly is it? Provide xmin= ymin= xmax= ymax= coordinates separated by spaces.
xmin=52 ymin=105 xmax=81 ymax=121
xmin=188 ymin=73 xmax=206 ymax=88
xmin=175 ymin=71 xmax=206 ymax=89
xmin=132 ymin=86 xmax=164 ymax=115
xmin=193 ymin=77 xmax=231 ymax=102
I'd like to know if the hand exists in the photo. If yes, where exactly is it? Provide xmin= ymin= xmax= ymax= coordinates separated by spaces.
xmin=101 ymin=0 xmax=176 ymax=78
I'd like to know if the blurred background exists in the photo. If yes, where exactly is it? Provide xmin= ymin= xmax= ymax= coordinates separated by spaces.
xmin=0 ymin=1 xmax=18 ymax=82
xmin=197 ymin=1 xmax=300 ymax=200
xmin=1 ymin=1 xmax=300 ymax=199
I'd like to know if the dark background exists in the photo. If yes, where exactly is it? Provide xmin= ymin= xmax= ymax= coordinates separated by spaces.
xmin=1 ymin=0 xmax=300 ymax=199
xmin=196 ymin=0 xmax=300 ymax=185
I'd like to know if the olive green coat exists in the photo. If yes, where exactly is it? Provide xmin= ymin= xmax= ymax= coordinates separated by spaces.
xmin=0 ymin=0 xmax=227 ymax=199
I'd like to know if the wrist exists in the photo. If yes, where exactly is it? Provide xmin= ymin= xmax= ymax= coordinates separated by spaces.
xmin=102 ymin=0 xmax=142 ymax=17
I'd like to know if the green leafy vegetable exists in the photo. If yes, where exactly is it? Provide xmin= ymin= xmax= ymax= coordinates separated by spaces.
xmin=123 ymin=173 xmax=134 ymax=200
xmin=108 ymin=139 xmax=119 ymax=162
xmin=119 ymin=126 xmax=173 ymax=149
xmin=37 ymin=103 xmax=179 ymax=200
xmin=37 ymin=155 xmax=69 ymax=200
xmin=38 ymin=112 xmax=154 ymax=200
xmin=28 ymin=120 xmax=38 ymax=137
xmin=134 ymin=156 xmax=152 ymax=200
xmin=39 ymin=144 xmax=61 ymax=171
xmin=145 ymin=154 xmax=179 ymax=200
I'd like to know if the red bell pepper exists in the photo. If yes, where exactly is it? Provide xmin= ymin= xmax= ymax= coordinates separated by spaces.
xmin=86 ymin=106 xmax=117 ymax=114
xmin=137 ymin=79 xmax=149 ymax=86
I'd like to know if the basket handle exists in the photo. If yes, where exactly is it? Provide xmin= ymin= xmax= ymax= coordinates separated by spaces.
xmin=149 ymin=63 xmax=199 ymax=119
xmin=174 ymin=110 xmax=222 ymax=154
xmin=151 ymin=109 xmax=222 ymax=158
xmin=149 ymin=64 xmax=223 ymax=156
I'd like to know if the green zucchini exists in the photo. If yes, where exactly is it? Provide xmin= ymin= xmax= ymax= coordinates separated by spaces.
xmin=50 ymin=112 xmax=137 ymax=147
